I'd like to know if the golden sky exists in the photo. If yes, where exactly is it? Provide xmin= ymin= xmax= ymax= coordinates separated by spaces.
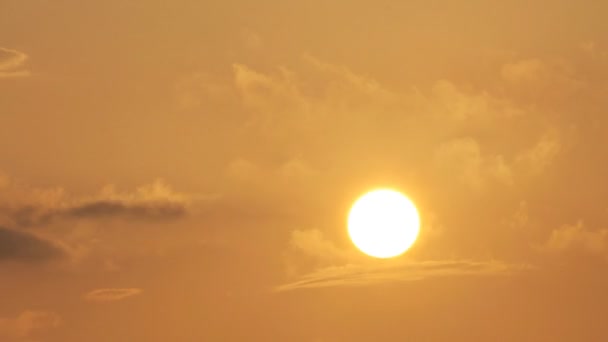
xmin=2 ymin=0 xmax=608 ymax=341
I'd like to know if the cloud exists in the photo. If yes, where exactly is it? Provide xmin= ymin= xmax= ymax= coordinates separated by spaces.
xmin=429 ymin=79 xmax=523 ymax=122
xmin=0 ymin=311 xmax=61 ymax=340
xmin=542 ymin=221 xmax=608 ymax=257
xmin=515 ymin=129 xmax=561 ymax=175
xmin=281 ymin=227 xmax=530 ymax=292
xmin=501 ymin=58 xmax=585 ymax=99
xmin=65 ymin=200 xmax=185 ymax=221
xmin=0 ymin=47 xmax=30 ymax=78
xmin=84 ymin=288 xmax=142 ymax=302
xmin=0 ymin=179 xmax=189 ymax=228
xmin=226 ymin=57 xmax=562 ymax=188
xmin=290 ymin=229 xmax=350 ymax=261
xmin=231 ymin=55 xmax=397 ymax=135
xmin=232 ymin=63 xmax=306 ymax=123
xmin=0 ymin=227 xmax=67 ymax=263
xmin=275 ymin=259 xmax=530 ymax=292
xmin=433 ymin=128 xmax=561 ymax=190
xmin=501 ymin=201 xmax=530 ymax=231
xmin=226 ymin=157 xmax=318 ymax=189
xmin=302 ymin=54 xmax=395 ymax=101
xmin=434 ymin=138 xmax=513 ymax=188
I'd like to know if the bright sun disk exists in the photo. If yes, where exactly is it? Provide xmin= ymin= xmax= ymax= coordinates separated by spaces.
xmin=348 ymin=189 xmax=420 ymax=258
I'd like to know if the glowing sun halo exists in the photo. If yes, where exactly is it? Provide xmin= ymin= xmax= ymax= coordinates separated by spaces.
xmin=348 ymin=189 xmax=420 ymax=258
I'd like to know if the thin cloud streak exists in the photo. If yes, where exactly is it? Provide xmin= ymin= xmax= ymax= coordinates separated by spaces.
xmin=276 ymin=259 xmax=532 ymax=292
xmin=84 ymin=288 xmax=143 ymax=302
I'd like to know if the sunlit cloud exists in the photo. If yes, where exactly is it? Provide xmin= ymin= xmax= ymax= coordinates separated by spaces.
xmin=0 ymin=47 xmax=30 ymax=78
xmin=289 ymin=228 xmax=351 ymax=261
xmin=541 ymin=221 xmax=608 ymax=257
xmin=276 ymin=259 xmax=532 ymax=292
xmin=226 ymin=56 xmax=564 ymax=193
xmin=501 ymin=58 xmax=585 ymax=100
xmin=281 ymin=226 xmax=532 ymax=292
xmin=0 ymin=310 xmax=61 ymax=339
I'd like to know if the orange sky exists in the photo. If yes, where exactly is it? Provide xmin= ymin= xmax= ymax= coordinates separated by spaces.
xmin=2 ymin=0 xmax=608 ymax=341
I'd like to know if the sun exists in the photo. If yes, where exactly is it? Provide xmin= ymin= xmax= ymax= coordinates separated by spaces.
xmin=347 ymin=189 xmax=420 ymax=258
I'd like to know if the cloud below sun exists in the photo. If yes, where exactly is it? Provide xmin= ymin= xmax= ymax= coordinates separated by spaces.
xmin=276 ymin=258 xmax=531 ymax=292
xmin=278 ymin=227 xmax=532 ymax=292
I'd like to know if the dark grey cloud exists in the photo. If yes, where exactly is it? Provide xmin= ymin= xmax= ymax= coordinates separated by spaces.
xmin=0 ymin=200 xmax=187 ymax=228
xmin=0 ymin=227 xmax=66 ymax=262
xmin=65 ymin=200 xmax=187 ymax=221
xmin=2 ymin=205 xmax=53 ymax=228
xmin=0 ymin=183 xmax=188 ymax=227
xmin=0 ymin=179 xmax=189 ymax=228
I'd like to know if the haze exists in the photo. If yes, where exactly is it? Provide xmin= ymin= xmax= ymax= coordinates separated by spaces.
xmin=2 ymin=1 xmax=608 ymax=341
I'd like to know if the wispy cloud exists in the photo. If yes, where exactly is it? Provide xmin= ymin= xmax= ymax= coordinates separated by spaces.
xmin=276 ymin=259 xmax=531 ymax=292
xmin=0 ymin=47 xmax=30 ymax=78
xmin=0 ymin=310 xmax=61 ymax=339
xmin=541 ymin=221 xmax=608 ymax=257
xmin=84 ymin=288 xmax=143 ymax=302
xmin=281 ymin=226 xmax=532 ymax=292
xmin=289 ymin=228 xmax=351 ymax=261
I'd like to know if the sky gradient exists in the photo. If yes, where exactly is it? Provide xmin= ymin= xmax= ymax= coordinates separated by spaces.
xmin=2 ymin=0 xmax=608 ymax=341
